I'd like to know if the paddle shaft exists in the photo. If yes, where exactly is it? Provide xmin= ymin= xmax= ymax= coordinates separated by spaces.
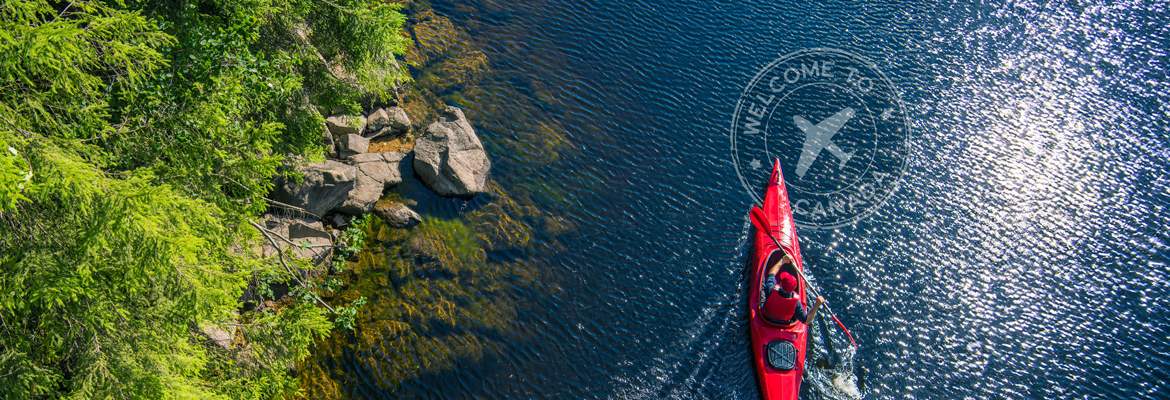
xmin=750 ymin=207 xmax=858 ymax=348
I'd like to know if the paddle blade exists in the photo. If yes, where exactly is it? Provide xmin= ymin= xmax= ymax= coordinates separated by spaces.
xmin=832 ymin=314 xmax=859 ymax=348
xmin=749 ymin=206 xmax=771 ymax=234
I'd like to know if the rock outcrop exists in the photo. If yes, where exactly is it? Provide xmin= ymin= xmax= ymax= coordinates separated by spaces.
xmin=413 ymin=106 xmax=490 ymax=198
xmin=320 ymin=121 xmax=337 ymax=158
xmin=365 ymin=107 xmax=411 ymax=139
xmin=337 ymin=133 xmax=370 ymax=158
xmin=335 ymin=152 xmax=406 ymax=214
xmin=325 ymin=115 xmax=366 ymax=136
xmin=242 ymin=213 xmax=334 ymax=306
xmin=374 ymin=200 xmax=422 ymax=228
xmin=258 ymin=215 xmax=291 ymax=257
xmin=257 ymin=214 xmax=333 ymax=266
xmin=268 ymin=160 xmax=356 ymax=217
xmin=199 ymin=323 xmax=235 ymax=350
xmin=286 ymin=218 xmax=332 ymax=265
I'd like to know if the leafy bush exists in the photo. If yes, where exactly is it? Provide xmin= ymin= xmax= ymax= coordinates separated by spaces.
xmin=0 ymin=0 xmax=409 ymax=398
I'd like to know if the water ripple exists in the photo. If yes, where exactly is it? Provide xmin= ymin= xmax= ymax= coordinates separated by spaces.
xmin=307 ymin=0 xmax=1170 ymax=398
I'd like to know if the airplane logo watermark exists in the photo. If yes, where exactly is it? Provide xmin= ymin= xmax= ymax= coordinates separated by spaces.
xmin=794 ymin=107 xmax=855 ymax=179
xmin=730 ymin=48 xmax=910 ymax=229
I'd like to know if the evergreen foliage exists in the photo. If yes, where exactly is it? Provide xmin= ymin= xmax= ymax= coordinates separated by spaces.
xmin=0 ymin=0 xmax=409 ymax=398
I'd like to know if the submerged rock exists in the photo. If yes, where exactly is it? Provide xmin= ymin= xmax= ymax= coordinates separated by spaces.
xmin=374 ymin=200 xmax=422 ymax=228
xmin=334 ymin=152 xmax=407 ymax=215
xmin=413 ymin=106 xmax=490 ymax=198
xmin=269 ymin=160 xmax=356 ymax=217
xmin=406 ymin=234 xmax=442 ymax=262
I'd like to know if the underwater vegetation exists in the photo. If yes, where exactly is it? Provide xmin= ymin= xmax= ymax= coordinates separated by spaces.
xmin=295 ymin=3 xmax=583 ymax=397
xmin=295 ymin=183 xmax=572 ymax=398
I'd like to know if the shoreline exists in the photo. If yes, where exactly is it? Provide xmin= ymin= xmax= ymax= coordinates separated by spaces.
xmin=285 ymin=2 xmax=582 ymax=397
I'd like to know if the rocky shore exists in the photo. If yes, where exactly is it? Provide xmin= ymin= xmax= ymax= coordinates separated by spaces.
xmin=212 ymin=0 xmax=509 ymax=356
xmin=245 ymin=102 xmax=491 ymax=302
xmin=274 ymin=2 xmax=578 ymax=397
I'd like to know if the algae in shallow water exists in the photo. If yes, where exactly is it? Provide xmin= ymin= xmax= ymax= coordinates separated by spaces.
xmin=398 ymin=8 xmax=490 ymax=133
xmin=296 ymin=183 xmax=571 ymax=398
xmin=296 ymin=223 xmax=519 ymax=397
xmin=296 ymin=3 xmax=585 ymax=397
xmin=413 ymin=215 xmax=484 ymax=266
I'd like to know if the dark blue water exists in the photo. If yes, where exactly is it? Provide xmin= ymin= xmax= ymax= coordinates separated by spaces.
xmin=325 ymin=0 xmax=1170 ymax=398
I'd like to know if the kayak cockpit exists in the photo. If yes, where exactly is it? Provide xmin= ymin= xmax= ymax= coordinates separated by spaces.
xmin=759 ymin=248 xmax=802 ymax=327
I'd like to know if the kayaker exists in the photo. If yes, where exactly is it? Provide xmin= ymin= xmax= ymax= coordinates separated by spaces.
xmin=762 ymin=254 xmax=824 ymax=325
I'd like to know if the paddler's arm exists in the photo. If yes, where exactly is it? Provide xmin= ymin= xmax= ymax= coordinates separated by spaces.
xmin=766 ymin=254 xmax=792 ymax=277
xmin=765 ymin=256 xmax=783 ymax=277
xmin=763 ymin=256 xmax=788 ymax=292
xmin=804 ymin=296 xmax=824 ymax=325
xmin=761 ymin=257 xmax=785 ymax=304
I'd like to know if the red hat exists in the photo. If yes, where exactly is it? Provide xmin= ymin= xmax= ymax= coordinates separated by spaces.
xmin=778 ymin=272 xmax=798 ymax=292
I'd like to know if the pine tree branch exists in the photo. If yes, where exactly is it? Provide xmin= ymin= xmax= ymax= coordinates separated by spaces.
xmin=263 ymin=198 xmax=322 ymax=220
xmin=252 ymin=223 xmax=336 ymax=249
xmin=251 ymin=221 xmax=305 ymax=286
xmin=249 ymin=220 xmax=337 ymax=314
xmin=50 ymin=1 xmax=77 ymax=24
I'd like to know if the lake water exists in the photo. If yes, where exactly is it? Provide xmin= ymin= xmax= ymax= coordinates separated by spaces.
xmin=305 ymin=0 xmax=1170 ymax=398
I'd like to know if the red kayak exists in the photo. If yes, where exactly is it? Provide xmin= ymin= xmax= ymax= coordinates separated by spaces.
xmin=749 ymin=158 xmax=808 ymax=400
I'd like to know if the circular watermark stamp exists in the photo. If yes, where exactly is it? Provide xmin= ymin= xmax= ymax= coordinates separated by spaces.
xmin=731 ymin=48 xmax=909 ymax=229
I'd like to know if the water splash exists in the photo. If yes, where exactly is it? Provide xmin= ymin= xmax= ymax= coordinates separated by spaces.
xmin=807 ymin=346 xmax=863 ymax=400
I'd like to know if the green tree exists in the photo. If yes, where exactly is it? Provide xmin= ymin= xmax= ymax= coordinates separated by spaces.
xmin=0 ymin=0 xmax=409 ymax=398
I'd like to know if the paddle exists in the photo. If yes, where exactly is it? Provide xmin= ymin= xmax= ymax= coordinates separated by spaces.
xmin=749 ymin=206 xmax=858 ymax=348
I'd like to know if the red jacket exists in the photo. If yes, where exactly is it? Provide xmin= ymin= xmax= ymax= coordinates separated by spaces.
xmin=762 ymin=288 xmax=800 ymax=324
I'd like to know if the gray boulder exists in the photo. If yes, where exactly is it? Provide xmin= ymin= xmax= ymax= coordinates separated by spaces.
xmin=387 ymin=107 xmax=411 ymax=132
xmin=326 ymin=115 xmax=366 ymax=136
xmin=288 ymin=219 xmax=328 ymax=239
xmin=269 ymin=160 xmax=357 ymax=217
xmin=346 ymin=152 xmax=389 ymax=164
xmin=259 ymin=213 xmax=291 ymax=254
xmin=364 ymin=108 xmax=390 ymax=133
xmin=256 ymin=214 xmax=332 ymax=266
xmin=337 ymin=134 xmax=369 ymax=158
xmin=374 ymin=201 xmax=422 ymax=228
xmin=413 ymin=107 xmax=491 ymax=198
xmin=365 ymin=107 xmax=411 ymax=139
xmin=245 ymin=214 xmax=332 ymax=306
xmin=382 ymin=151 xmax=407 ymax=168
xmin=320 ymin=122 xmax=337 ymax=158
xmin=334 ymin=152 xmax=407 ymax=214
xmin=287 ymin=218 xmax=332 ymax=265
xmin=199 ymin=323 xmax=235 ymax=350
